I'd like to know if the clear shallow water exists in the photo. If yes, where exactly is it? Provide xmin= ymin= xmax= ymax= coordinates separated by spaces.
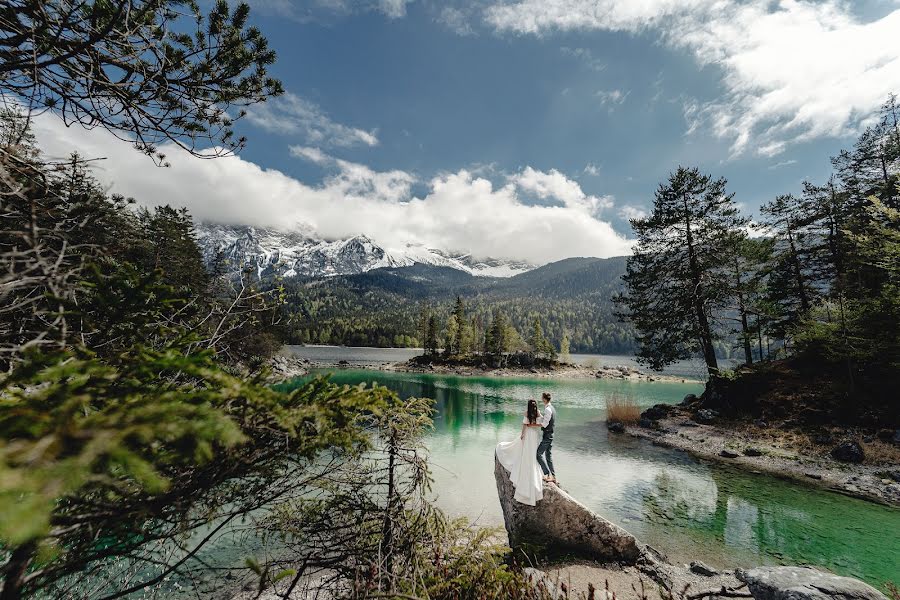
xmin=291 ymin=367 xmax=900 ymax=590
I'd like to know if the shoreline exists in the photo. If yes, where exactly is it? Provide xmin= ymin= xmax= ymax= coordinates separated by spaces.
xmin=276 ymin=350 xmax=702 ymax=384
xmin=623 ymin=406 xmax=900 ymax=507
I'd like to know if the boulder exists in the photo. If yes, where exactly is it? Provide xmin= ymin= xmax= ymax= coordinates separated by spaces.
xmin=743 ymin=447 xmax=763 ymax=457
xmin=680 ymin=394 xmax=699 ymax=407
xmin=689 ymin=561 xmax=719 ymax=577
xmin=641 ymin=404 xmax=672 ymax=421
xmin=720 ymin=449 xmax=739 ymax=458
xmin=607 ymin=421 xmax=625 ymax=433
xmin=694 ymin=409 xmax=719 ymax=424
xmin=736 ymin=566 xmax=887 ymax=600
xmin=753 ymin=419 xmax=769 ymax=428
xmin=639 ymin=417 xmax=655 ymax=429
xmin=830 ymin=441 xmax=865 ymax=463
xmin=494 ymin=456 xmax=640 ymax=563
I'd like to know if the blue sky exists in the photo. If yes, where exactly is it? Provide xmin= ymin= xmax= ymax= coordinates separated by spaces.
xmin=35 ymin=0 xmax=900 ymax=264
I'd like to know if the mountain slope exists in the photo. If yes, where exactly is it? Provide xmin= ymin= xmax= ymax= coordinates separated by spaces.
xmin=194 ymin=223 xmax=534 ymax=279
xmin=278 ymin=256 xmax=638 ymax=353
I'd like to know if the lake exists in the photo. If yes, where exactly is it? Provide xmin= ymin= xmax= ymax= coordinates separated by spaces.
xmin=283 ymin=348 xmax=899 ymax=590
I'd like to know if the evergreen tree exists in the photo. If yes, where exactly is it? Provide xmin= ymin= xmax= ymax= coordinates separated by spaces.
xmin=559 ymin=330 xmax=571 ymax=362
xmin=759 ymin=194 xmax=819 ymax=340
xmin=1 ymin=0 xmax=283 ymax=161
xmin=617 ymin=167 xmax=747 ymax=376
xmin=425 ymin=316 xmax=439 ymax=356
xmin=443 ymin=314 xmax=459 ymax=357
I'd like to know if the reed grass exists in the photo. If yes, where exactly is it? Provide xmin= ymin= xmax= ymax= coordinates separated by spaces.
xmin=605 ymin=393 xmax=641 ymax=424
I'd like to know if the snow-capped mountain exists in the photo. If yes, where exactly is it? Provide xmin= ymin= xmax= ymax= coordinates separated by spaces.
xmin=194 ymin=223 xmax=535 ymax=279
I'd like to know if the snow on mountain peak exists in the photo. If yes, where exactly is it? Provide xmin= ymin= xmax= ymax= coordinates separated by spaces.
xmin=194 ymin=223 xmax=535 ymax=279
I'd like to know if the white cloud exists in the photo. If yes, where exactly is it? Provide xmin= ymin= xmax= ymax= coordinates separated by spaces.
xmin=33 ymin=117 xmax=632 ymax=264
xmin=583 ymin=163 xmax=600 ymax=176
xmin=560 ymin=47 xmax=607 ymax=71
xmin=484 ymin=0 xmax=900 ymax=156
xmin=511 ymin=166 xmax=614 ymax=214
xmin=246 ymin=92 xmax=379 ymax=148
xmin=378 ymin=0 xmax=414 ymax=18
xmin=438 ymin=6 xmax=475 ymax=35
xmin=767 ymin=159 xmax=798 ymax=170
xmin=595 ymin=89 xmax=630 ymax=108
xmin=619 ymin=205 xmax=648 ymax=221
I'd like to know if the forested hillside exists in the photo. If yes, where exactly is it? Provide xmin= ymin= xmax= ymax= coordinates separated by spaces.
xmin=277 ymin=256 xmax=738 ymax=357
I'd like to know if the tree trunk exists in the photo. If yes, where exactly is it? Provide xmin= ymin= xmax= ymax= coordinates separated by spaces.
xmin=786 ymin=226 xmax=809 ymax=312
xmin=756 ymin=314 xmax=764 ymax=361
xmin=684 ymin=194 xmax=718 ymax=377
xmin=734 ymin=259 xmax=753 ymax=365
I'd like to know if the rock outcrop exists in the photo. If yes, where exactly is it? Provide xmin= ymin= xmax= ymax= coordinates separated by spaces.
xmin=494 ymin=455 xmax=641 ymax=563
xmin=737 ymin=567 xmax=888 ymax=600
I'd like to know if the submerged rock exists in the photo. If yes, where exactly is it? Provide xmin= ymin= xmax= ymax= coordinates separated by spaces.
xmin=494 ymin=456 xmax=640 ymax=563
xmin=737 ymin=566 xmax=887 ymax=600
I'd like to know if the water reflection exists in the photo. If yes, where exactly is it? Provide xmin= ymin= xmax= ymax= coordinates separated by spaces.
xmin=309 ymin=370 xmax=900 ymax=588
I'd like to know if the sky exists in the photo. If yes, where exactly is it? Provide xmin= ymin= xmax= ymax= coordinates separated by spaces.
xmin=33 ymin=0 xmax=900 ymax=265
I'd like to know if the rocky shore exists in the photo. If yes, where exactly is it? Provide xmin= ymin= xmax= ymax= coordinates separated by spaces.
xmin=494 ymin=456 xmax=891 ymax=600
xmin=615 ymin=398 xmax=900 ymax=506
xmin=291 ymin=354 xmax=697 ymax=383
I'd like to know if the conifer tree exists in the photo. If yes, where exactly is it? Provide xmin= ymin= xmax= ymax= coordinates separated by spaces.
xmin=425 ymin=316 xmax=439 ymax=356
xmin=618 ymin=167 xmax=747 ymax=376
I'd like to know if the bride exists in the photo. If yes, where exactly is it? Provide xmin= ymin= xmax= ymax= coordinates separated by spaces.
xmin=495 ymin=399 xmax=544 ymax=506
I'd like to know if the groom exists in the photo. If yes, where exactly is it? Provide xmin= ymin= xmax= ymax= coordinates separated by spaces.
xmin=536 ymin=392 xmax=556 ymax=484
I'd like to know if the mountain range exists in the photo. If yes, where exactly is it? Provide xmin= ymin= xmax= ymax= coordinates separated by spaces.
xmin=194 ymin=223 xmax=535 ymax=279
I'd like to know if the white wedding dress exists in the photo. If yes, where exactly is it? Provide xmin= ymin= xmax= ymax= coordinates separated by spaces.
xmin=495 ymin=415 xmax=543 ymax=506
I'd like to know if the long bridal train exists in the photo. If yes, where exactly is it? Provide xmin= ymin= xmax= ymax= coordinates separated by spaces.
xmin=495 ymin=417 xmax=543 ymax=506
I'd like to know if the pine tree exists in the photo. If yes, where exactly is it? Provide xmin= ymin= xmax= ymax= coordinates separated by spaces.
xmin=617 ymin=166 xmax=747 ymax=377
xmin=759 ymin=194 xmax=818 ymax=339
xmin=425 ymin=316 xmax=439 ymax=356
xmin=444 ymin=314 xmax=459 ymax=357
xmin=559 ymin=330 xmax=571 ymax=363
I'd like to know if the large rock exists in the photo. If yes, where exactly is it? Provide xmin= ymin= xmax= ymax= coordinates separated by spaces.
xmin=737 ymin=567 xmax=888 ymax=600
xmin=641 ymin=404 xmax=672 ymax=421
xmin=830 ymin=440 xmax=865 ymax=463
xmin=494 ymin=456 xmax=640 ymax=563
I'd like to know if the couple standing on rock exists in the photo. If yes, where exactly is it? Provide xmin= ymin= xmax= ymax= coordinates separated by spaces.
xmin=495 ymin=392 xmax=557 ymax=506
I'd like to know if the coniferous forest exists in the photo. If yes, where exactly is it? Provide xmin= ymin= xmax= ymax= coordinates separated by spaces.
xmin=1 ymin=1 xmax=899 ymax=599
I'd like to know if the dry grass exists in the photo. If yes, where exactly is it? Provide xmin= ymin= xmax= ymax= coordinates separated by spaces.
xmin=605 ymin=393 xmax=641 ymax=424
xmin=861 ymin=439 xmax=900 ymax=465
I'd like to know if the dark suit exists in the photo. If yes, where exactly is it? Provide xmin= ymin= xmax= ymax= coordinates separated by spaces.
xmin=536 ymin=405 xmax=555 ymax=477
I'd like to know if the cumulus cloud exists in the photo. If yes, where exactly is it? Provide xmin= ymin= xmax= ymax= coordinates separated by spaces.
xmin=33 ymin=117 xmax=632 ymax=264
xmin=618 ymin=205 xmax=648 ymax=221
xmin=245 ymin=92 xmax=379 ymax=147
xmin=511 ymin=166 xmax=613 ymax=214
xmin=484 ymin=0 xmax=900 ymax=156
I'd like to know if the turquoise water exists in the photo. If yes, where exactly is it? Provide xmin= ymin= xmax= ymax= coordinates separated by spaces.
xmin=293 ymin=369 xmax=900 ymax=589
